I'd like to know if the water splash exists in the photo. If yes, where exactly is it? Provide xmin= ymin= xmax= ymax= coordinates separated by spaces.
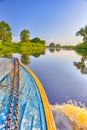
xmin=51 ymin=100 xmax=87 ymax=130
xmin=51 ymin=107 xmax=72 ymax=130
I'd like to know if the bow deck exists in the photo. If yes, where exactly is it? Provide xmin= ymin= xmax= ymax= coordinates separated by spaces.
xmin=0 ymin=58 xmax=56 ymax=130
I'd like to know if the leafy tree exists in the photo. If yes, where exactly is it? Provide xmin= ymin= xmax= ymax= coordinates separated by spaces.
xmin=49 ymin=42 xmax=55 ymax=48
xmin=31 ymin=37 xmax=46 ymax=45
xmin=20 ymin=29 xmax=30 ymax=42
xmin=0 ymin=21 xmax=12 ymax=42
xmin=76 ymin=25 xmax=87 ymax=42
xmin=41 ymin=40 xmax=46 ymax=45
xmin=56 ymin=43 xmax=61 ymax=48
xmin=31 ymin=37 xmax=41 ymax=43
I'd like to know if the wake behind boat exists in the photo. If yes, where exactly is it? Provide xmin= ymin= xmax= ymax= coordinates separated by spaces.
xmin=0 ymin=58 xmax=56 ymax=130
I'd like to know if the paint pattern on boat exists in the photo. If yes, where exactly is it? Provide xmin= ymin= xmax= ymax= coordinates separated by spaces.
xmin=21 ymin=63 xmax=56 ymax=130
xmin=0 ymin=59 xmax=56 ymax=130
xmin=19 ymin=65 xmax=47 ymax=130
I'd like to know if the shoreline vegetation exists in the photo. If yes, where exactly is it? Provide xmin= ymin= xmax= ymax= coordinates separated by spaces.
xmin=0 ymin=21 xmax=87 ymax=65
xmin=1 ymin=21 xmax=87 ymax=129
xmin=0 ymin=21 xmax=87 ymax=52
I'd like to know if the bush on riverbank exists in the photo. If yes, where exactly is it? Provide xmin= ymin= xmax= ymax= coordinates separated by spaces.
xmin=74 ymin=42 xmax=87 ymax=51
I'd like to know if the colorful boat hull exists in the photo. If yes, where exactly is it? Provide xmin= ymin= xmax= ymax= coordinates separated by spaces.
xmin=0 ymin=58 xmax=56 ymax=130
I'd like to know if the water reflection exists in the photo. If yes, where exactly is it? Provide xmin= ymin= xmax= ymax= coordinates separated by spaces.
xmin=0 ymin=48 xmax=87 ymax=104
xmin=21 ymin=54 xmax=30 ymax=64
xmin=74 ymin=57 xmax=87 ymax=74
xmin=1 ymin=48 xmax=87 ymax=75
xmin=0 ymin=48 xmax=46 ymax=64
xmin=49 ymin=48 xmax=55 ymax=53
xmin=1 ymin=48 xmax=87 ymax=129
xmin=56 ymin=48 xmax=61 ymax=52
xmin=73 ymin=50 xmax=87 ymax=74
xmin=48 ymin=47 xmax=61 ymax=53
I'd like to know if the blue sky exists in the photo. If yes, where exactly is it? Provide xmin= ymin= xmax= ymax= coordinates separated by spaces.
xmin=0 ymin=0 xmax=87 ymax=45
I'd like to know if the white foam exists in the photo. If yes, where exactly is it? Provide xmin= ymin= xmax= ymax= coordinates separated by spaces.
xmin=51 ymin=106 xmax=72 ymax=130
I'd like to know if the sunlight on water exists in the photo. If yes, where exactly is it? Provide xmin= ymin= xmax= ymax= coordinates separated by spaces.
xmin=51 ymin=101 xmax=87 ymax=129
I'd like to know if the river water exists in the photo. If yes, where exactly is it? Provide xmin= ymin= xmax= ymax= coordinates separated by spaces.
xmin=1 ymin=49 xmax=87 ymax=129
xmin=12 ymin=49 xmax=87 ymax=106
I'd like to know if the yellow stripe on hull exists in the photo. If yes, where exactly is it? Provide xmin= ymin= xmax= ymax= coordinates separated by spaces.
xmin=20 ymin=63 xmax=56 ymax=130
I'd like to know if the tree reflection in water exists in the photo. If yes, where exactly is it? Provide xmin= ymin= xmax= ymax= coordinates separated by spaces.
xmin=21 ymin=54 xmax=30 ymax=64
xmin=49 ymin=48 xmax=55 ymax=53
xmin=74 ymin=57 xmax=87 ymax=74
xmin=0 ymin=48 xmax=46 ymax=64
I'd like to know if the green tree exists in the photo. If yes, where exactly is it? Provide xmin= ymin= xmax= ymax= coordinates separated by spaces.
xmin=31 ymin=37 xmax=46 ymax=45
xmin=49 ymin=42 xmax=55 ymax=48
xmin=20 ymin=29 xmax=30 ymax=42
xmin=56 ymin=43 xmax=61 ymax=48
xmin=0 ymin=21 xmax=12 ymax=42
xmin=31 ymin=37 xmax=41 ymax=43
xmin=76 ymin=25 xmax=87 ymax=42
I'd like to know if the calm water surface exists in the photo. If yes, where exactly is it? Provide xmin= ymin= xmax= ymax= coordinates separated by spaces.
xmin=13 ymin=49 xmax=87 ymax=106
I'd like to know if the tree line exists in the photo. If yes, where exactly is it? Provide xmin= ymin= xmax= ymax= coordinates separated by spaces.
xmin=0 ymin=21 xmax=45 ymax=45
xmin=48 ymin=25 xmax=87 ymax=49
xmin=0 ymin=20 xmax=87 ymax=47
xmin=76 ymin=25 xmax=87 ymax=43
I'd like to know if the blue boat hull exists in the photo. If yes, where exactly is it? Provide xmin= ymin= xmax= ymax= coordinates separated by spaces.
xmin=0 ymin=64 xmax=47 ymax=130
xmin=0 ymin=58 xmax=56 ymax=130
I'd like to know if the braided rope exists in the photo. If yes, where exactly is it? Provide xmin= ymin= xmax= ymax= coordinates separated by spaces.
xmin=7 ymin=58 xmax=20 ymax=130
xmin=14 ymin=58 xmax=20 ymax=130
